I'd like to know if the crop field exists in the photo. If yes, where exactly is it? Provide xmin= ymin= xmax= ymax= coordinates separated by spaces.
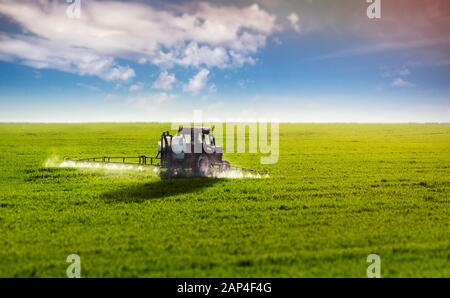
xmin=0 ymin=123 xmax=449 ymax=277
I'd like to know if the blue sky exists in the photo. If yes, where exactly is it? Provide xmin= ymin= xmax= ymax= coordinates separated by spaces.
xmin=0 ymin=0 xmax=449 ymax=122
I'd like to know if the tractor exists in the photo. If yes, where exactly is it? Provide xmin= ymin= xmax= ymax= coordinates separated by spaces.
xmin=158 ymin=126 xmax=230 ymax=177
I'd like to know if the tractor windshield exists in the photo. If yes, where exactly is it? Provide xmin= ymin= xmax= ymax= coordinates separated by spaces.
xmin=183 ymin=133 xmax=191 ymax=144
xmin=202 ymin=134 xmax=215 ymax=146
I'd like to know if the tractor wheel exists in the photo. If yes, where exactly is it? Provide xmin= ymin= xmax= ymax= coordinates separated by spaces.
xmin=159 ymin=169 xmax=171 ymax=179
xmin=220 ymin=160 xmax=230 ymax=172
xmin=197 ymin=155 xmax=212 ymax=177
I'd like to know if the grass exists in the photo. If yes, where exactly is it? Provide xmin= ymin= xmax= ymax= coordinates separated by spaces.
xmin=0 ymin=123 xmax=449 ymax=277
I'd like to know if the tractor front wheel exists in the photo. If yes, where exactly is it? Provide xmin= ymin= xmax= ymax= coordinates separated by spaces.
xmin=220 ymin=160 xmax=230 ymax=172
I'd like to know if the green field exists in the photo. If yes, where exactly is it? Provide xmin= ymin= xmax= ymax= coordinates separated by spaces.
xmin=0 ymin=123 xmax=449 ymax=277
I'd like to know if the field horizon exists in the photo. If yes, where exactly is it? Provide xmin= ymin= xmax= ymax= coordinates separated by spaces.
xmin=1 ymin=122 xmax=449 ymax=124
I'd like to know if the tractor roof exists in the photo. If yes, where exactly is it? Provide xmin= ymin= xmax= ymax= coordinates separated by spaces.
xmin=178 ymin=126 xmax=211 ymax=134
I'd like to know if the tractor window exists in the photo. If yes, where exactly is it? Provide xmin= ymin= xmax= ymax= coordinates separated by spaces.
xmin=183 ymin=134 xmax=191 ymax=143
xmin=172 ymin=136 xmax=183 ymax=146
xmin=203 ymin=134 xmax=212 ymax=145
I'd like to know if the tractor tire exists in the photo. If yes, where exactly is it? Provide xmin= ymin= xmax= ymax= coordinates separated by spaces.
xmin=220 ymin=160 xmax=230 ymax=172
xmin=197 ymin=155 xmax=212 ymax=177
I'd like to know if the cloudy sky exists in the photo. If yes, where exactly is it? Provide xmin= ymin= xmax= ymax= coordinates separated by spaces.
xmin=0 ymin=0 xmax=449 ymax=122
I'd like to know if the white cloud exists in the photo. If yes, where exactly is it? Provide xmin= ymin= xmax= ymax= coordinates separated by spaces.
xmin=183 ymin=69 xmax=212 ymax=95
xmin=392 ymin=78 xmax=415 ymax=88
xmin=0 ymin=0 xmax=279 ymax=81
xmin=177 ymin=42 xmax=229 ymax=69
xmin=105 ymin=65 xmax=135 ymax=82
xmin=229 ymin=51 xmax=256 ymax=67
xmin=0 ymin=34 xmax=135 ymax=82
xmin=287 ymin=12 xmax=301 ymax=33
xmin=129 ymin=82 xmax=144 ymax=92
xmin=152 ymin=71 xmax=177 ymax=91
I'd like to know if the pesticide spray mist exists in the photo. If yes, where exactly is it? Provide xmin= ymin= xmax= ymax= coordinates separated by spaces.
xmin=53 ymin=159 xmax=156 ymax=173
xmin=212 ymin=170 xmax=269 ymax=179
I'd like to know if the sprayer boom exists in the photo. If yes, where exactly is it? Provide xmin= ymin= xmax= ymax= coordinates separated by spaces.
xmin=64 ymin=155 xmax=160 ymax=167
